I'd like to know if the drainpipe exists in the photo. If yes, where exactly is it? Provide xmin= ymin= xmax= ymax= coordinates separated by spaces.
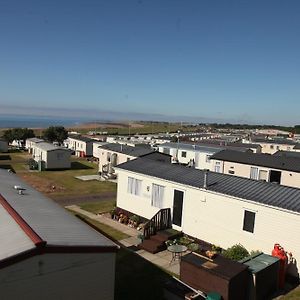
xmin=203 ymin=170 xmax=208 ymax=189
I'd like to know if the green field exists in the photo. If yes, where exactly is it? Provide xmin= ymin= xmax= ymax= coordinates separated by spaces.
xmin=72 ymin=212 xmax=129 ymax=241
xmin=0 ymin=152 xmax=116 ymax=197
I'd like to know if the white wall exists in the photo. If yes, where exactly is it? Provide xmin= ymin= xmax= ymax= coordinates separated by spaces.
xmin=46 ymin=150 xmax=71 ymax=169
xmin=98 ymin=148 xmax=135 ymax=173
xmin=259 ymin=143 xmax=295 ymax=154
xmin=68 ymin=138 xmax=93 ymax=156
xmin=0 ymin=140 xmax=8 ymax=152
xmin=116 ymin=168 xmax=300 ymax=275
xmin=210 ymin=159 xmax=300 ymax=189
xmin=32 ymin=147 xmax=71 ymax=169
xmin=0 ymin=252 xmax=116 ymax=300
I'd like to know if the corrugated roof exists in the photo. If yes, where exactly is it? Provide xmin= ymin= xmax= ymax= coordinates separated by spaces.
xmin=251 ymin=138 xmax=297 ymax=145
xmin=0 ymin=203 xmax=36 ymax=261
xmin=26 ymin=137 xmax=44 ymax=143
xmin=294 ymin=144 xmax=300 ymax=149
xmin=68 ymin=135 xmax=94 ymax=143
xmin=100 ymin=143 xmax=154 ymax=157
xmin=0 ymin=169 xmax=117 ymax=248
xmin=35 ymin=142 xmax=69 ymax=152
xmin=159 ymin=142 xmax=223 ymax=154
xmin=274 ymin=151 xmax=300 ymax=159
xmin=210 ymin=150 xmax=300 ymax=172
xmin=116 ymin=158 xmax=300 ymax=213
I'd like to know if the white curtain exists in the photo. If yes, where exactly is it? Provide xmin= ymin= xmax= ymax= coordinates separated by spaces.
xmin=127 ymin=177 xmax=142 ymax=195
xmin=250 ymin=167 xmax=259 ymax=180
xmin=151 ymin=184 xmax=165 ymax=208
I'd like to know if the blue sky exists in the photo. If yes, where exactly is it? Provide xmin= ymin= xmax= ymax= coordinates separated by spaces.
xmin=0 ymin=0 xmax=300 ymax=125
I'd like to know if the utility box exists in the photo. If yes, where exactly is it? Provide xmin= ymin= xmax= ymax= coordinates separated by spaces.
xmin=180 ymin=252 xmax=249 ymax=300
xmin=240 ymin=253 xmax=280 ymax=300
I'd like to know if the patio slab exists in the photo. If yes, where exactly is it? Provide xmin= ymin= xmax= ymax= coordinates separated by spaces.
xmin=66 ymin=205 xmax=181 ymax=275
xmin=75 ymin=175 xmax=101 ymax=181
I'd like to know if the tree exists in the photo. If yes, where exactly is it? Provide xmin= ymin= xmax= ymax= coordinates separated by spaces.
xmin=2 ymin=128 xmax=35 ymax=144
xmin=43 ymin=126 xmax=68 ymax=144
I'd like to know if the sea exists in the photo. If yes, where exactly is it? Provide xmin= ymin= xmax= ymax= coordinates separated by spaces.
xmin=0 ymin=114 xmax=93 ymax=128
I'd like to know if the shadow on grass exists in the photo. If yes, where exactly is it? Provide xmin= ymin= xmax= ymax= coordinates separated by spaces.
xmin=71 ymin=161 xmax=94 ymax=170
xmin=115 ymin=248 xmax=172 ymax=300
xmin=73 ymin=213 xmax=172 ymax=300
xmin=0 ymin=155 xmax=11 ymax=160
xmin=0 ymin=164 xmax=15 ymax=173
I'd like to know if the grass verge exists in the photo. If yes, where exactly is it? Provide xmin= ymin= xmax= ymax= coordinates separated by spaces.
xmin=79 ymin=199 xmax=116 ymax=214
xmin=72 ymin=211 xmax=129 ymax=241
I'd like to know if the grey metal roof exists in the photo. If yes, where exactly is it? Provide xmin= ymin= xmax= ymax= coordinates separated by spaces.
xmin=251 ymin=138 xmax=297 ymax=145
xmin=159 ymin=142 xmax=223 ymax=154
xmin=68 ymin=135 xmax=94 ymax=143
xmin=192 ymin=141 xmax=259 ymax=151
xmin=100 ymin=143 xmax=154 ymax=157
xmin=294 ymin=144 xmax=300 ymax=149
xmin=116 ymin=158 xmax=300 ymax=213
xmin=274 ymin=151 xmax=300 ymax=159
xmin=26 ymin=137 xmax=44 ymax=143
xmin=0 ymin=204 xmax=36 ymax=261
xmin=35 ymin=142 xmax=69 ymax=152
xmin=0 ymin=169 xmax=116 ymax=248
xmin=210 ymin=150 xmax=300 ymax=172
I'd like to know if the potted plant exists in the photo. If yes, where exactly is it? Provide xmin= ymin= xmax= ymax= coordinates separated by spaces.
xmin=110 ymin=208 xmax=117 ymax=219
xmin=137 ymin=233 xmax=144 ymax=245
xmin=130 ymin=215 xmax=141 ymax=228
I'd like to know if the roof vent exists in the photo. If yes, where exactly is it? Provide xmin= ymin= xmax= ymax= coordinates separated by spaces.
xmin=14 ymin=185 xmax=26 ymax=191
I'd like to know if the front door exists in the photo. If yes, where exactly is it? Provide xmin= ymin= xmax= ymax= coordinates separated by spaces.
xmin=173 ymin=190 xmax=184 ymax=227
xmin=269 ymin=170 xmax=281 ymax=184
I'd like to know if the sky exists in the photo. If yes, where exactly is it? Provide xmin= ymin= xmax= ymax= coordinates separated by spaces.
xmin=0 ymin=0 xmax=300 ymax=125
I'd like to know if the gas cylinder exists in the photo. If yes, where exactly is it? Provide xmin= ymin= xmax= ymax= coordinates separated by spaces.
xmin=272 ymin=243 xmax=288 ymax=289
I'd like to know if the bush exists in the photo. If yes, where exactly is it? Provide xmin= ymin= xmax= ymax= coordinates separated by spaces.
xmin=222 ymin=244 xmax=249 ymax=261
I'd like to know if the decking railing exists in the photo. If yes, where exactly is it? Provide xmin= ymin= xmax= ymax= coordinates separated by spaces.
xmin=143 ymin=208 xmax=171 ymax=240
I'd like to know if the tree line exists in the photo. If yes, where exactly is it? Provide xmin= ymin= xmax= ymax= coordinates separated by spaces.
xmin=1 ymin=126 xmax=68 ymax=145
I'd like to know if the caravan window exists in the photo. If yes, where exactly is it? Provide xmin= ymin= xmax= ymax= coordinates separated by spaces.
xmin=127 ymin=177 xmax=142 ymax=196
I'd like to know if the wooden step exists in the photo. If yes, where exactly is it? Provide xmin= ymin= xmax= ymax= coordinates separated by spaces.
xmin=150 ymin=234 xmax=169 ymax=243
xmin=157 ymin=228 xmax=183 ymax=240
xmin=138 ymin=239 xmax=166 ymax=254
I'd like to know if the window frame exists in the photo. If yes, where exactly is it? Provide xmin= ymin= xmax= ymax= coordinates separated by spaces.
xmin=250 ymin=167 xmax=259 ymax=180
xmin=127 ymin=177 xmax=142 ymax=196
xmin=151 ymin=183 xmax=165 ymax=208
xmin=243 ymin=210 xmax=256 ymax=233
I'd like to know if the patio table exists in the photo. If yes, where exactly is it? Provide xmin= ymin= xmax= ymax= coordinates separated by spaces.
xmin=167 ymin=244 xmax=188 ymax=264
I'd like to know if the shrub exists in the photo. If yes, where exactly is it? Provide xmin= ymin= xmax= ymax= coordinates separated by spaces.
xmin=187 ymin=243 xmax=199 ymax=252
xmin=211 ymin=244 xmax=222 ymax=253
xmin=130 ymin=215 xmax=141 ymax=223
xmin=222 ymin=244 xmax=249 ymax=261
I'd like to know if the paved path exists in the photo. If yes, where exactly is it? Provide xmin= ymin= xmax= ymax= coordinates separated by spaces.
xmin=67 ymin=205 xmax=181 ymax=275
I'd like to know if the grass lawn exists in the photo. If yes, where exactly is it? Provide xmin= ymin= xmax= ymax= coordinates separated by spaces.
xmin=72 ymin=211 xmax=129 ymax=241
xmin=34 ymin=161 xmax=117 ymax=196
xmin=79 ymin=199 xmax=116 ymax=214
xmin=0 ymin=152 xmax=30 ymax=172
xmin=0 ymin=153 xmax=116 ymax=197
xmin=115 ymin=248 xmax=173 ymax=300
xmin=281 ymin=286 xmax=300 ymax=299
